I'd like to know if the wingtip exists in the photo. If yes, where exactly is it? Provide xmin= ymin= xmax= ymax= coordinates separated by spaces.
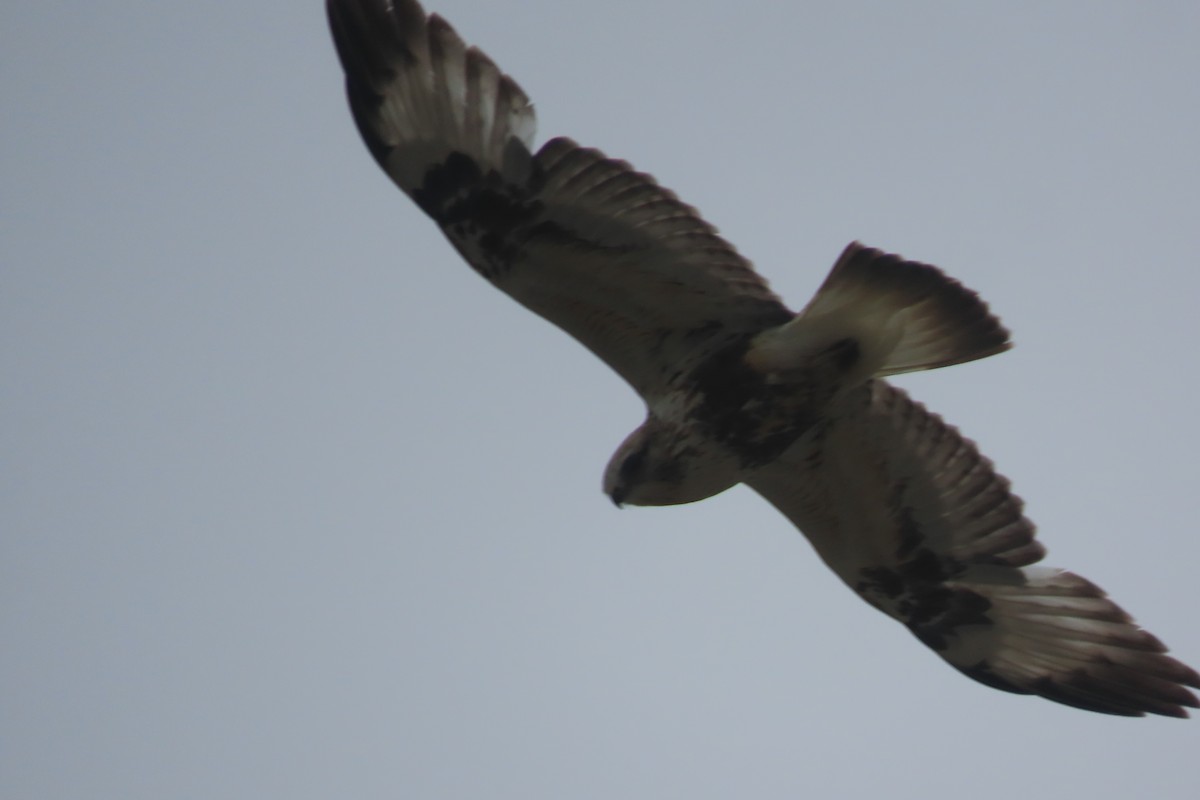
xmin=951 ymin=567 xmax=1200 ymax=718
xmin=327 ymin=0 xmax=537 ymax=199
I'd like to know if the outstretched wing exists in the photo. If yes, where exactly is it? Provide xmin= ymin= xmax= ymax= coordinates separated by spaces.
xmin=328 ymin=0 xmax=792 ymax=395
xmin=746 ymin=380 xmax=1200 ymax=717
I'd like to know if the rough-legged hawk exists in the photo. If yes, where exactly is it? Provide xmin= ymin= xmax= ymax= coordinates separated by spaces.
xmin=327 ymin=0 xmax=1198 ymax=717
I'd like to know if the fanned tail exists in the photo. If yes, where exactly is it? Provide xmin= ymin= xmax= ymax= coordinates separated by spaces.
xmin=747 ymin=242 xmax=1011 ymax=379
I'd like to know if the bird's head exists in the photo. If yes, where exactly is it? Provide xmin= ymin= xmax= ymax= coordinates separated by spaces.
xmin=603 ymin=419 xmax=737 ymax=507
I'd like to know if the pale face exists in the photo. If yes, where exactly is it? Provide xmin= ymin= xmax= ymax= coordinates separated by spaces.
xmin=603 ymin=420 xmax=742 ymax=507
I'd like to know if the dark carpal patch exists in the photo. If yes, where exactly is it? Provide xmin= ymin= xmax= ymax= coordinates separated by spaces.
xmin=411 ymin=153 xmax=545 ymax=280
xmin=886 ymin=493 xmax=955 ymax=584
xmin=902 ymin=547 xmax=952 ymax=584
xmin=412 ymin=151 xmax=487 ymax=218
xmin=412 ymin=153 xmax=644 ymax=281
xmin=856 ymin=517 xmax=983 ymax=652
xmin=901 ymin=585 xmax=993 ymax=651
xmin=857 ymin=568 xmax=991 ymax=652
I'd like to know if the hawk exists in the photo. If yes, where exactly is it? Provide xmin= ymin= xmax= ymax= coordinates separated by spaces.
xmin=327 ymin=0 xmax=1199 ymax=716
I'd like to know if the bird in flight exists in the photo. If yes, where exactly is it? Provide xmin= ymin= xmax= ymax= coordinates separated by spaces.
xmin=326 ymin=0 xmax=1198 ymax=717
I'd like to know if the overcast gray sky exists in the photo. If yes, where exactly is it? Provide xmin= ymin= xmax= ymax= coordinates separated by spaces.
xmin=5 ymin=1 xmax=1200 ymax=797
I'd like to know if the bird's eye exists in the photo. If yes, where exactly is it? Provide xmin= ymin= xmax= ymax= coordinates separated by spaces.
xmin=619 ymin=449 xmax=646 ymax=481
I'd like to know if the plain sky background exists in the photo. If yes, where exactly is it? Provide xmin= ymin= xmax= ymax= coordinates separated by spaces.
xmin=5 ymin=1 xmax=1200 ymax=797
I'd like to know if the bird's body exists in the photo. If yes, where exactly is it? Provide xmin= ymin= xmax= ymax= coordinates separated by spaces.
xmin=328 ymin=0 xmax=1199 ymax=716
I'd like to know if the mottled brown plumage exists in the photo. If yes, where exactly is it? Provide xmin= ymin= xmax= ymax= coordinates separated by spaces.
xmin=328 ymin=0 xmax=1199 ymax=716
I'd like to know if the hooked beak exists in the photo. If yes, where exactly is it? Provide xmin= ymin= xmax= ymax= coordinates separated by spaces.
xmin=609 ymin=487 xmax=626 ymax=508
